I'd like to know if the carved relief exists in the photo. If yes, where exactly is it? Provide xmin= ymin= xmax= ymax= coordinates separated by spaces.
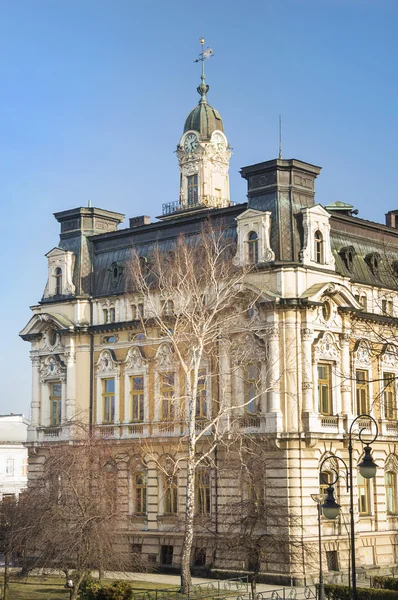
xmin=156 ymin=344 xmax=174 ymax=369
xmin=385 ymin=454 xmax=398 ymax=473
xmin=354 ymin=339 xmax=372 ymax=366
xmin=39 ymin=355 xmax=66 ymax=382
xmin=125 ymin=347 xmax=147 ymax=370
xmin=314 ymin=332 xmax=340 ymax=360
xmin=381 ymin=345 xmax=398 ymax=368
xmin=96 ymin=349 xmax=120 ymax=374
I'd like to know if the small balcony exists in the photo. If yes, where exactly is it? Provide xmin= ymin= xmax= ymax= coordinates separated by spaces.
xmin=162 ymin=196 xmax=235 ymax=216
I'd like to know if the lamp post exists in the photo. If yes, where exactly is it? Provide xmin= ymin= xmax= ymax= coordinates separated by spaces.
xmin=311 ymin=494 xmax=325 ymax=600
xmin=319 ymin=414 xmax=378 ymax=600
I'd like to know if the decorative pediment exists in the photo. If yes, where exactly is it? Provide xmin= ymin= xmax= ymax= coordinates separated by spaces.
xmin=314 ymin=332 xmax=340 ymax=361
xmin=301 ymin=282 xmax=360 ymax=309
xmin=353 ymin=339 xmax=372 ymax=366
xmin=19 ymin=312 xmax=75 ymax=341
xmin=43 ymin=247 xmax=76 ymax=299
xmin=155 ymin=344 xmax=174 ymax=369
xmin=125 ymin=346 xmax=147 ymax=370
xmin=381 ymin=344 xmax=398 ymax=369
xmin=233 ymin=208 xmax=275 ymax=266
xmin=96 ymin=349 xmax=120 ymax=374
xmin=39 ymin=354 xmax=66 ymax=382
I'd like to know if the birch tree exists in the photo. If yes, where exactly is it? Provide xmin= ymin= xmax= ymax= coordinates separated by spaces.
xmin=128 ymin=224 xmax=270 ymax=592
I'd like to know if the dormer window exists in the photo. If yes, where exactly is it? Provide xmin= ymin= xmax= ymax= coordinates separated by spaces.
xmin=248 ymin=231 xmax=259 ymax=264
xmin=54 ymin=268 xmax=62 ymax=295
xmin=366 ymin=252 xmax=381 ymax=275
xmin=314 ymin=230 xmax=323 ymax=264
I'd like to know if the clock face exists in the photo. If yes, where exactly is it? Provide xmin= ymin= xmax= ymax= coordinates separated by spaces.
xmin=183 ymin=133 xmax=199 ymax=153
xmin=212 ymin=132 xmax=226 ymax=152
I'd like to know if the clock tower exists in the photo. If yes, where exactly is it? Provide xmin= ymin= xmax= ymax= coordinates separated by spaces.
xmin=175 ymin=40 xmax=232 ymax=213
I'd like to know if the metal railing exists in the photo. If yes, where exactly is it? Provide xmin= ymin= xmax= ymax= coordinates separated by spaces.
xmin=162 ymin=197 xmax=235 ymax=216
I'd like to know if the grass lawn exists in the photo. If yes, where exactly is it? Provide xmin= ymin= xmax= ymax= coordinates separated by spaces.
xmin=5 ymin=576 xmax=177 ymax=600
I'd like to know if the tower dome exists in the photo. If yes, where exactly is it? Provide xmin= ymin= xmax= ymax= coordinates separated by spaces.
xmin=183 ymin=82 xmax=224 ymax=139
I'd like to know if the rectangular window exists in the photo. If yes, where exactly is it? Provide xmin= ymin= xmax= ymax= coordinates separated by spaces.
xmin=384 ymin=373 xmax=396 ymax=420
xmin=161 ymin=545 xmax=173 ymax=565
xmin=109 ymin=307 xmax=116 ymax=322
xmin=50 ymin=382 xmax=62 ymax=426
xmin=164 ymin=475 xmax=178 ymax=515
xmin=382 ymin=299 xmax=394 ymax=316
xmin=102 ymin=378 xmax=115 ymax=424
xmin=193 ymin=547 xmax=206 ymax=567
xmin=5 ymin=458 xmax=14 ymax=477
xmin=135 ymin=472 xmax=147 ymax=515
xmin=385 ymin=472 xmax=397 ymax=515
xmin=131 ymin=376 xmax=144 ymax=422
xmin=160 ymin=372 xmax=175 ymax=420
xmin=195 ymin=369 xmax=207 ymax=418
xmin=318 ymin=364 xmax=332 ymax=415
xmin=187 ymin=175 xmax=198 ymax=207
xmin=245 ymin=364 xmax=260 ymax=414
xmin=195 ymin=470 xmax=211 ymax=516
xmin=326 ymin=550 xmax=339 ymax=572
xmin=358 ymin=473 xmax=371 ymax=515
xmin=131 ymin=543 xmax=142 ymax=556
xmin=356 ymin=370 xmax=369 ymax=414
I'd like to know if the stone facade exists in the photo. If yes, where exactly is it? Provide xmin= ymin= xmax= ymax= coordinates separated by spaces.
xmin=19 ymin=74 xmax=398 ymax=583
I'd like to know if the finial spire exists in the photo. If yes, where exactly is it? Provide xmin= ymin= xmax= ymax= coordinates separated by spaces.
xmin=279 ymin=114 xmax=283 ymax=160
xmin=194 ymin=37 xmax=213 ymax=104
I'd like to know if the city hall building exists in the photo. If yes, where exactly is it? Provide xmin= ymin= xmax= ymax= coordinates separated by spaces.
xmin=20 ymin=62 xmax=398 ymax=583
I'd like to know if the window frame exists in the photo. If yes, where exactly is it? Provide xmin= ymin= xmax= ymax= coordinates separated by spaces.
xmin=356 ymin=369 xmax=369 ymax=415
xmin=385 ymin=471 xmax=397 ymax=515
xmin=50 ymin=381 xmax=62 ymax=426
xmin=317 ymin=363 xmax=333 ymax=416
xmin=244 ymin=363 xmax=261 ymax=414
xmin=160 ymin=371 xmax=175 ymax=421
xmin=164 ymin=474 xmax=178 ymax=515
xmin=102 ymin=378 xmax=115 ymax=424
xmin=187 ymin=174 xmax=198 ymax=207
xmin=357 ymin=472 xmax=371 ymax=516
xmin=195 ymin=369 xmax=208 ymax=419
xmin=130 ymin=375 xmax=145 ymax=423
xmin=247 ymin=231 xmax=259 ymax=265
xmin=195 ymin=469 xmax=211 ymax=516
xmin=134 ymin=471 xmax=147 ymax=516
xmin=314 ymin=230 xmax=324 ymax=264
xmin=383 ymin=372 xmax=396 ymax=421
xmin=54 ymin=267 xmax=62 ymax=295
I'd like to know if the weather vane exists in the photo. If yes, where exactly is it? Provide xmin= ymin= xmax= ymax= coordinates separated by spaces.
xmin=193 ymin=38 xmax=214 ymax=65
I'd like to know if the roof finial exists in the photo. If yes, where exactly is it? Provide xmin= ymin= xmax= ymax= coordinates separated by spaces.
xmin=279 ymin=114 xmax=283 ymax=160
xmin=88 ymin=199 xmax=92 ymax=208
xmin=194 ymin=37 xmax=213 ymax=104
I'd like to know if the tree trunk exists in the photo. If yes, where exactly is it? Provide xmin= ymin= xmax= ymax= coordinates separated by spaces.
xmin=3 ymin=551 xmax=10 ymax=600
xmin=180 ymin=441 xmax=196 ymax=594
xmin=250 ymin=574 xmax=257 ymax=599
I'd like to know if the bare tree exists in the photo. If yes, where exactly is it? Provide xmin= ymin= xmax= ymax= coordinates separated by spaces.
xmin=0 ymin=495 xmax=22 ymax=600
xmin=127 ymin=224 xmax=271 ymax=592
xmin=15 ymin=430 xmax=144 ymax=600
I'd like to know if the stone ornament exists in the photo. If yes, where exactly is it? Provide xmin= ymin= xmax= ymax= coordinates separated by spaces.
xmin=96 ymin=349 xmax=120 ymax=374
xmin=314 ymin=332 xmax=340 ymax=361
xmin=354 ymin=339 xmax=372 ymax=366
xmin=39 ymin=355 xmax=66 ymax=382
xmin=155 ymin=344 xmax=174 ymax=369
xmin=125 ymin=347 xmax=147 ymax=370
xmin=381 ymin=344 xmax=398 ymax=368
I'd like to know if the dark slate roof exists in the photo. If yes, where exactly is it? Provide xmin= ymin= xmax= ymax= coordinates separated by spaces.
xmin=91 ymin=204 xmax=244 ymax=297
xmin=331 ymin=213 xmax=398 ymax=288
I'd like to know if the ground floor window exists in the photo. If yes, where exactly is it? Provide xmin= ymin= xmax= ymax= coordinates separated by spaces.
xmin=326 ymin=550 xmax=339 ymax=572
xmin=161 ymin=545 xmax=173 ymax=565
xmin=193 ymin=547 xmax=206 ymax=567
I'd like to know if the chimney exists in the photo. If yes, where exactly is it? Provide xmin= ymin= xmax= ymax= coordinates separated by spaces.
xmin=386 ymin=211 xmax=398 ymax=228
xmin=129 ymin=216 xmax=151 ymax=228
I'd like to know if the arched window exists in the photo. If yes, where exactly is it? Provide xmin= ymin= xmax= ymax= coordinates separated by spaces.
xmin=319 ymin=470 xmax=334 ymax=500
xmin=195 ymin=469 xmax=211 ymax=516
xmin=314 ymin=230 xmax=323 ymax=264
xmin=54 ymin=267 xmax=62 ymax=295
xmin=134 ymin=472 xmax=147 ymax=515
xmin=248 ymin=231 xmax=259 ymax=264
xmin=385 ymin=471 xmax=397 ymax=515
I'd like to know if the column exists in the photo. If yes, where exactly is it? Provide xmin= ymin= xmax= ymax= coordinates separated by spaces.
xmin=29 ymin=355 xmax=41 ymax=442
xmin=340 ymin=331 xmax=352 ymax=416
xmin=65 ymin=344 xmax=76 ymax=422
xmin=301 ymin=327 xmax=317 ymax=431
xmin=261 ymin=324 xmax=283 ymax=432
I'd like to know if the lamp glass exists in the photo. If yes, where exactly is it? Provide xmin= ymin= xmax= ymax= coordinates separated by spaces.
xmin=358 ymin=446 xmax=378 ymax=479
xmin=321 ymin=486 xmax=341 ymax=520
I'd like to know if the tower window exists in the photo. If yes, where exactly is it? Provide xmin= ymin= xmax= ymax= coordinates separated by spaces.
xmin=50 ymin=382 xmax=62 ymax=426
xmin=318 ymin=363 xmax=332 ymax=415
xmin=248 ymin=231 xmax=259 ymax=264
xmin=314 ymin=230 xmax=324 ymax=264
xmin=187 ymin=175 xmax=198 ymax=207
xmin=54 ymin=267 xmax=62 ymax=295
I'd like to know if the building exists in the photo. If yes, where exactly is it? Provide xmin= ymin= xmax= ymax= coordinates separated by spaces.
xmin=19 ymin=54 xmax=398 ymax=583
xmin=0 ymin=414 xmax=29 ymax=500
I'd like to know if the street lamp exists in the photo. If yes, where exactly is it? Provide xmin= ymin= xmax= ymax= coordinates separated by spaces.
xmin=319 ymin=414 xmax=378 ymax=600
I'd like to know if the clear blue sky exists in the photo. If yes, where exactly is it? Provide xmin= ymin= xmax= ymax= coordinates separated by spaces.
xmin=1 ymin=0 xmax=397 ymax=417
